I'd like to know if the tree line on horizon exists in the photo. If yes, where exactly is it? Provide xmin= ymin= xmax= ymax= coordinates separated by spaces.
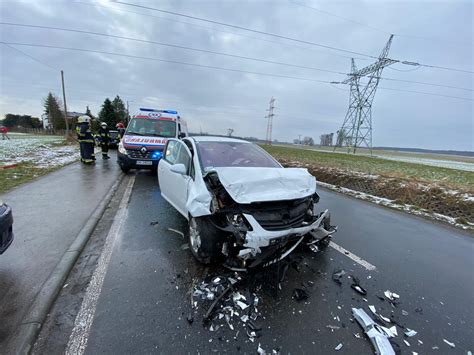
xmin=0 ymin=92 xmax=128 ymax=131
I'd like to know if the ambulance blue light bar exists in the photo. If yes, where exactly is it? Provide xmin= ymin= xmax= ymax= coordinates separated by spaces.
xmin=139 ymin=108 xmax=178 ymax=114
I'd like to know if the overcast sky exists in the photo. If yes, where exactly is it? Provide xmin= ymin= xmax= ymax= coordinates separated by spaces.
xmin=0 ymin=0 xmax=472 ymax=150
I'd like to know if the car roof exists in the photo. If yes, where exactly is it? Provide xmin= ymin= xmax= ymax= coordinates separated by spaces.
xmin=191 ymin=136 xmax=250 ymax=144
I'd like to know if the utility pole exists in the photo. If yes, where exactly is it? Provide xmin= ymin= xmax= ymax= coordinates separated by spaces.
xmin=265 ymin=97 xmax=275 ymax=145
xmin=126 ymin=100 xmax=133 ymax=126
xmin=60 ymin=70 xmax=69 ymax=136
xmin=298 ymin=134 xmax=302 ymax=144
xmin=334 ymin=35 xmax=395 ymax=154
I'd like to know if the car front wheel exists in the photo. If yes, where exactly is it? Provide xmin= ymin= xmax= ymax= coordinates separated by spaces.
xmin=188 ymin=216 xmax=223 ymax=264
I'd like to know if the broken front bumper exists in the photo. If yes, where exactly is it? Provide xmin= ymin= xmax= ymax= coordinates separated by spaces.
xmin=242 ymin=209 xmax=334 ymax=257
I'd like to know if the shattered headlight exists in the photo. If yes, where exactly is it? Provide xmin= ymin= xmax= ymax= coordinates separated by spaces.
xmin=226 ymin=214 xmax=251 ymax=231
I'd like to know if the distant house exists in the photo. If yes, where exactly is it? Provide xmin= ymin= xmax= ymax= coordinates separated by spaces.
xmin=42 ymin=111 xmax=85 ymax=129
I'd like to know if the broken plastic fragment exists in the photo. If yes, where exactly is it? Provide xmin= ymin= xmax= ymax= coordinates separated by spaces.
xmin=404 ymin=340 xmax=410 ymax=347
xmin=405 ymin=329 xmax=417 ymax=337
xmin=236 ymin=301 xmax=249 ymax=310
xmin=293 ymin=288 xmax=309 ymax=302
xmin=241 ymin=315 xmax=249 ymax=323
xmin=186 ymin=313 xmax=194 ymax=324
xmin=384 ymin=290 xmax=400 ymax=301
xmin=352 ymin=308 xmax=395 ymax=355
xmin=257 ymin=344 xmax=265 ymax=355
xmin=379 ymin=314 xmax=391 ymax=323
xmin=351 ymin=284 xmax=367 ymax=295
xmin=354 ymin=333 xmax=361 ymax=338
xmin=206 ymin=293 xmax=215 ymax=301
xmin=443 ymin=339 xmax=455 ymax=348
xmin=369 ymin=305 xmax=377 ymax=314
xmin=351 ymin=276 xmax=367 ymax=295
xmin=401 ymin=310 xmax=409 ymax=316
xmin=212 ymin=277 xmax=221 ymax=284
xmin=335 ymin=343 xmax=343 ymax=351
xmin=332 ymin=269 xmax=346 ymax=285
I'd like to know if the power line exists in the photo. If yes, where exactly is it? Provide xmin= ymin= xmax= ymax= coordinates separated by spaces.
xmin=377 ymin=85 xmax=474 ymax=101
xmin=113 ymin=1 xmax=474 ymax=75
xmin=0 ymin=41 xmax=334 ymax=84
xmin=112 ymin=0 xmax=379 ymax=59
xmin=2 ymin=22 xmax=469 ymax=91
xmin=2 ymin=41 xmax=471 ymax=101
xmin=0 ymin=22 xmax=346 ymax=76
xmin=290 ymin=1 xmax=472 ymax=46
xmin=1 ymin=42 xmax=57 ymax=71
xmin=290 ymin=1 xmax=391 ymax=35
xmin=413 ymin=62 xmax=474 ymax=75
xmin=377 ymin=76 xmax=472 ymax=92
xmin=75 ymin=1 xmax=368 ymax=61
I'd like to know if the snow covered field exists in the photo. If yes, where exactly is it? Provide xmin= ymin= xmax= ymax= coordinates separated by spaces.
xmin=0 ymin=134 xmax=79 ymax=168
xmin=374 ymin=155 xmax=474 ymax=172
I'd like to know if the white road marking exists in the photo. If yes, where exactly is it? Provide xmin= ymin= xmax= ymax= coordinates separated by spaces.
xmin=65 ymin=176 xmax=135 ymax=355
xmin=329 ymin=241 xmax=376 ymax=271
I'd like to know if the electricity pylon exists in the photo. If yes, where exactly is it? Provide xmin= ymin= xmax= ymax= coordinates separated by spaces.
xmin=265 ymin=97 xmax=275 ymax=145
xmin=334 ymin=35 xmax=396 ymax=154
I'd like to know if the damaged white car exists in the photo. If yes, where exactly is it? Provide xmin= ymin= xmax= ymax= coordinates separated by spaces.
xmin=158 ymin=136 xmax=336 ymax=270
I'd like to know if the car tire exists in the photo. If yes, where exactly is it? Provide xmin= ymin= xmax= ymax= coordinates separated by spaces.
xmin=188 ymin=216 xmax=224 ymax=264
xmin=120 ymin=166 xmax=130 ymax=174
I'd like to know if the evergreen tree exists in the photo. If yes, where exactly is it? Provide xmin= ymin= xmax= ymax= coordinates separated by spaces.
xmin=98 ymin=98 xmax=116 ymax=127
xmin=43 ymin=92 xmax=65 ymax=130
xmin=111 ymin=95 xmax=126 ymax=124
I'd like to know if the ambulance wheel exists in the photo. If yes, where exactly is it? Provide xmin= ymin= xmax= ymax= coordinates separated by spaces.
xmin=120 ymin=166 xmax=130 ymax=173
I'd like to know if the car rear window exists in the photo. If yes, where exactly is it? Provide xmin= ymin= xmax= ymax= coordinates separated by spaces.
xmin=196 ymin=141 xmax=281 ymax=170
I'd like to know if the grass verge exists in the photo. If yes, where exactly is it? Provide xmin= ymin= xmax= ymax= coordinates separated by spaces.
xmin=263 ymin=145 xmax=473 ymax=190
xmin=262 ymin=145 xmax=474 ymax=228
xmin=0 ymin=163 xmax=64 ymax=194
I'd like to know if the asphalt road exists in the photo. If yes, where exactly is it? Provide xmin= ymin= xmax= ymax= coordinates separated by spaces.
xmin=0 ymin=151 xmax=120 ymax=350
xmin=49 ymin=170 xmax=473 ymax=354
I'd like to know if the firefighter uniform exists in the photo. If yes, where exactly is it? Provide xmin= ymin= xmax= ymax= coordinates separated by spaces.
xmin=77 ymin=116 xmax=95 ymax=164
xmin=75 ymin=118 xmax=84 ymax=158
xmin=98 ymin=123 xmax=111 ymax=159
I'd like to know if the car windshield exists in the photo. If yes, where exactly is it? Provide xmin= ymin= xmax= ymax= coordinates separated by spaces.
xmin=126 ymin=118 xmax=176 ymax=138
xmin=196 ymin=141 xmax=281 ymax=170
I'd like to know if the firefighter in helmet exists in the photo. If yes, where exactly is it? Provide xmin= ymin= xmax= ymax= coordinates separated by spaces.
xmin=98 ymin=122 xmax=111 ymax=159
xmin=116 ymin=122 xmax=125 ymax=138
xmin=77 ymin=115 xmax=95 ymax=164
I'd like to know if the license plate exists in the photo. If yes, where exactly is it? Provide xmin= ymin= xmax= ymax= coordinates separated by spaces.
xmin=136 ymin=160 xmax=153 ymax=166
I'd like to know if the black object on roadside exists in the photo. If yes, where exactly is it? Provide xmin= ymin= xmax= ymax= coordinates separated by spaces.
xmin=332 ymin=269 xmax=346 ymax=285
xmin=292 ymin=288 xmax=309 ymax=301
xmin=350 ymin=276 xmax=367 ymax=295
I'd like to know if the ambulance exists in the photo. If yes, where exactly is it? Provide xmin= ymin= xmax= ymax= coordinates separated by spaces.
xmin=117 ymin=108 xmax=188 ymax=173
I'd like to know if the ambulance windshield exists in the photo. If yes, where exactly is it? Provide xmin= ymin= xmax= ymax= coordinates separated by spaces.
xmin=127 ymin=117 xmax=177 ymax=138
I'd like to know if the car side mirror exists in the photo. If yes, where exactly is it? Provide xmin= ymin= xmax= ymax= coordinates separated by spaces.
xmin=170 ymin=163 xmax=187 ymax=175
xmin=178 ymin=132 xmax=186 ymax=138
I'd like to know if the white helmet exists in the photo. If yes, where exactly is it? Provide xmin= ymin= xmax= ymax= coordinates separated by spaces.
xmin=101 ymin=122 xmax=107 ymax=127
xmin=78 ymin=115 xmax=90 ymax=123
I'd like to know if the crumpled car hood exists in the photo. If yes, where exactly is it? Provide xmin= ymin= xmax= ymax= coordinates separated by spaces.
xmin=211 ymin=167 xmax=316 ymax=204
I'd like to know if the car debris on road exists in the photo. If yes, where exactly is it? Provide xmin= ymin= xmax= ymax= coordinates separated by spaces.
xmin=352 ymin=308 xmax=396 ymax=355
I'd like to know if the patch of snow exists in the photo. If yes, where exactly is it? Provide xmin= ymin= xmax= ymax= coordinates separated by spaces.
xmin=0 ymin=135 xmax=79 ymax=168
xmin=375 ymin=155 xmax=474 ymax=172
